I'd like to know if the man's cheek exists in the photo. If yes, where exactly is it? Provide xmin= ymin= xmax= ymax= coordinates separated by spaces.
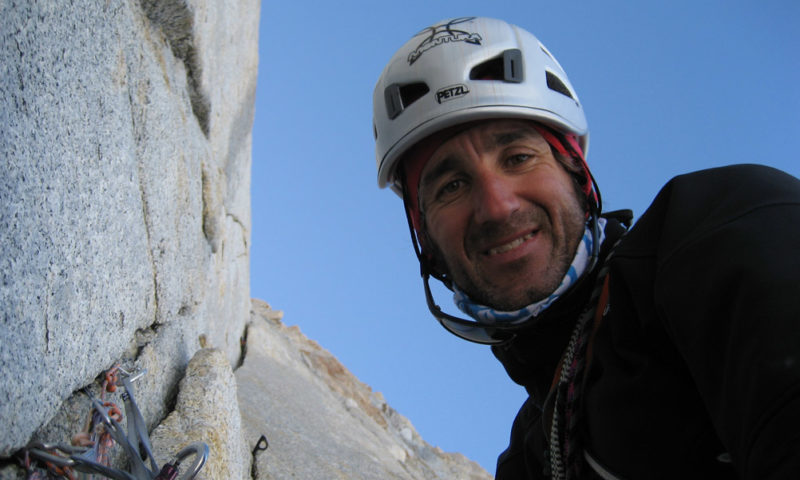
xmin=423 ymin=231 xmax=452 ymax=277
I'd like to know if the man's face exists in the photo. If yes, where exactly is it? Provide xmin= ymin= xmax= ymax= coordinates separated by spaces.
xmin=417 ymin=120 xmax=586 ymax=311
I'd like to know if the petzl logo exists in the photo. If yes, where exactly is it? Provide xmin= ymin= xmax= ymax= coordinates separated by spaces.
xmin=407 ymin=17 xmax=482 ymax=65
xmin=436 ymin=84 xmax=469 ymax=104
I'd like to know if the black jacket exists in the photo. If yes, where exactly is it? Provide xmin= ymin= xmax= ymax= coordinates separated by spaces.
xmin=493 ymin=165 xmax=800 ymax=479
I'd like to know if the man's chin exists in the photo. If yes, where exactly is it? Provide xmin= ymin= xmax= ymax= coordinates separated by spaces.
xmin=448 ymin=260 xmax=557 ymax=309
xmin=461 ymin=282 xmax=549 ymax=312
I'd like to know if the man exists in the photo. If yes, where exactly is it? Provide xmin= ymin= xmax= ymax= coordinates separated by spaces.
xmin=372 ymin=17 xmax=800 ymax=479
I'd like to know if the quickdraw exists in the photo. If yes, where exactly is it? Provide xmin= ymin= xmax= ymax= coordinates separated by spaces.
xmin=18 ymin=366 xmax=209 ymax=480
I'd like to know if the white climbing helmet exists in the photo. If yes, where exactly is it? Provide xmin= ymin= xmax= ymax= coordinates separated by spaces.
xmin=373 ymin=16 xmax=588 ymax=193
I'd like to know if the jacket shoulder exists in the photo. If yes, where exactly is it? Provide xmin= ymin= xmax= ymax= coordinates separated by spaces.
xmin=616 ymin=164 xmax=800 ymax=259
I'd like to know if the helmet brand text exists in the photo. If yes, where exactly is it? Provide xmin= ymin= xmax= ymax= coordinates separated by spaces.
xmin=436 ymin=84 xmax=470 ymax=103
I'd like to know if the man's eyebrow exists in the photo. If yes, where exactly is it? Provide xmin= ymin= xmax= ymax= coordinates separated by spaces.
xmin=492 ymin=129 xmax=531 ymax=147
xmin=419 ymin=128 xmax=538 ymax=193
xmin=420 ymin=155 xmax=460 ymax=192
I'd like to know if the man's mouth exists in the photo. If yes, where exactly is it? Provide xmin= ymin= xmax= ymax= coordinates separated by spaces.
xmin=486 ymin=232 xmax=535 ymax=256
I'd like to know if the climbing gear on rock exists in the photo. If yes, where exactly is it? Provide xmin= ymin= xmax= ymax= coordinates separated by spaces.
xmin=18 ymin=366 xmax=208 ymax=480
xmin=249 ymin=434 xmax=270 ymax=479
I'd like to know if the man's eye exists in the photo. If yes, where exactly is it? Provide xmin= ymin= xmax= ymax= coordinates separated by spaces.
xmin=507 ymin=154 xmax=531 ymax=166
xmin=438 ymin=179 xmax=463 ymax=197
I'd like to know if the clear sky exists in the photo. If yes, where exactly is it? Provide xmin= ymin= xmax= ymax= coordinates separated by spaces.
xmin=251 ymin=1 xmax=799 ymax=472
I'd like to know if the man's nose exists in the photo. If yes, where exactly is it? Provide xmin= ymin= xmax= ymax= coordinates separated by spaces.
xmin=472 ymin=173 xmax=520 ymax=224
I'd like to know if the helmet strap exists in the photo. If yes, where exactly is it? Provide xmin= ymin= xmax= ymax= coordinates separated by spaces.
xmin=399 ymin=168 xmax=451 ymax=286
xmin=529 ymin=124 xmax=601 ymax=212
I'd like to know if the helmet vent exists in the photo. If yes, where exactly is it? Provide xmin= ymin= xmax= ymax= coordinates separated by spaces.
xmin=539 ymin=44 xmax=556 ymax=62
xmin=469 ymin=49 xmax=523 ymax=83
xmin=545 ymin=71 xmax=574 ymax=100
xmin=385 ymin=82 xmax=430 ymax=119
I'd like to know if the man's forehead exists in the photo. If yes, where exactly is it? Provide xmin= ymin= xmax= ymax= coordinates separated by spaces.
xmin=431 ymin=120 xmax=544 ymax=155
xmin=422 ymin=120 xmax=547 ymax=171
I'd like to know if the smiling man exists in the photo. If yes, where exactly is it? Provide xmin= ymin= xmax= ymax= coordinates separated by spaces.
xmin=416 ymin=120 xmax=586 ymax=311
xmin=372 ymin=17 xmax=800 ymax=480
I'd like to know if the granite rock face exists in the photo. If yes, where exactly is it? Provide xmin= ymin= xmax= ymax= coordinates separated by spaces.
xmin=149 ymin=348 xmax=250 ymax=480
xmin=237 ymin=300 xmax=493 ymax=480
xmin=0 ymin=0 xmax=258 ymax=456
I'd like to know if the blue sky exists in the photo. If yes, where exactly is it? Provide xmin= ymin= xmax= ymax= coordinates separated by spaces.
xmin=251 ymin=1 xmax=799 ymax=472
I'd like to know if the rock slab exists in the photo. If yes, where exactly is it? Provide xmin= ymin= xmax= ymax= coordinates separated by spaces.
xmin=236 ymin=300 xmax=492 ymax=480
